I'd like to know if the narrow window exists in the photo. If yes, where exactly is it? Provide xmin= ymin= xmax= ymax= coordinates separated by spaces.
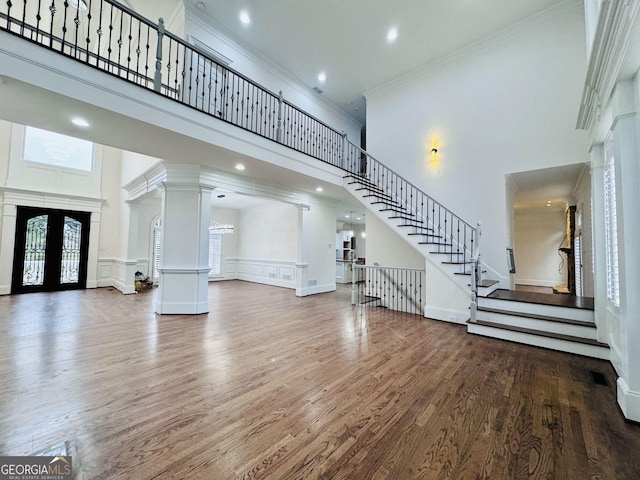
xmin=604 ymin=142 xmax=619 ymax=306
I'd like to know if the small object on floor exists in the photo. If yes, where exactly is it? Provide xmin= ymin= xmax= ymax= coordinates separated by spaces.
xmin=553 ymin=285 xmax=570 ymax=294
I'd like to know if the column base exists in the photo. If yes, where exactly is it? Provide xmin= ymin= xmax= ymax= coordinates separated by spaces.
xmin=155 ymin=268 xmax=210 ymax=315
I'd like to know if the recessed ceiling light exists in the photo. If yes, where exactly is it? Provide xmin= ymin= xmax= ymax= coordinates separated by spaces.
xmin=356 ymin=217 xmax=361 ymax=220
xmin=71 ymin=117 xmax=90 ymax=127
xmin=196 ymin=1 xmax=206 ymax=11
xmin=239 ymin=10 xmax=250 ymax=24
xmin=315 ymin=187 xmax=323 ymax=192
xmin=345 ymin=214 xmax=350 ymax=218
xmin=235 ymin=163 xmax=245 ymax=171
xmin=387 ymin=27 xmax=398 ymax=43
xmin=317 ymin=72 xmax=326 ymax=83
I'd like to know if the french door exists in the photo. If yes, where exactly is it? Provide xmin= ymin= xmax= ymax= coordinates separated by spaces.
xmin=11 ymin=207 xmax=91 ymax=294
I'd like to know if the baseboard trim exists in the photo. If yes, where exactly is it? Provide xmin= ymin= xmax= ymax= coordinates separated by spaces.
xmin=296 ymin=283 xmax=336 ymax=297
xmin=155 ymin=300 xmax=209 ymax=315
xmin=617 ymin=377 xmax=640 ymax=422
xmin=424 ymin=305 xmax=468 ymax=325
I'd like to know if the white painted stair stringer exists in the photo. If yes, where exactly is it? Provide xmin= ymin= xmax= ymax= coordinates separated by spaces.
xmin=344 ymin=181 xmax=487 ymax=292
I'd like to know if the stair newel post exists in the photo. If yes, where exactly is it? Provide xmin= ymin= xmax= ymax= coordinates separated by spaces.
xmin=153 ymin=18 xmax=165 ymax=93
xmin=475 ymin=222 xmax=482 ymax=284
xmin=276 ymin=90 xmax=284 ymax=142
xmin=340 ymin=130 xmax=347 ymax=171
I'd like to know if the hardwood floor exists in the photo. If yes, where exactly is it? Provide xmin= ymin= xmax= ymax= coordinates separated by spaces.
xmin=0 ymin=281 xmax=638 ymax=479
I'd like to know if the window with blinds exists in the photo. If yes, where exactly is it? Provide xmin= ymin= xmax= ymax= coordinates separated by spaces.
xmin=152 ymin=219 xmax=223 ymax=278
xmin=153 ymin=218 xmax=162 ymax=280
xmin=208 ymin=225 xmax=223 ymax=275
xmin=604 ymin=145 xmax=620 ymax=307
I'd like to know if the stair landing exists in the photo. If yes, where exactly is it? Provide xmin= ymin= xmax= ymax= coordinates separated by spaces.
xmin=485 ymin=289 xmax=594 ymax=310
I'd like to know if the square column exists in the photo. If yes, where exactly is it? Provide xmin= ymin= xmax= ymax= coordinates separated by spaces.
xmin=156 ymin=165 xmax=213 ymax=314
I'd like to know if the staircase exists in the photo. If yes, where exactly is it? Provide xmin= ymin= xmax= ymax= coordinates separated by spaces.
xmin=342 ymin=153 xmax=608 ymax=359
xmin=468 ymin=290 xmax=609 ymax=359
xmin=343 ymin=172 xmax=486 ymax=293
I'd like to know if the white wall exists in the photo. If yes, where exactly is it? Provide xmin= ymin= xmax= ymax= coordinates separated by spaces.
xmin=513 ymin=210 xmax=568 ymax=288
xmin=365 ymin=2 xmax=590 ymax=281
xmin=298 ymin=202 xmax=337 ymax=295
xmin=238 ymin=203 xmax=297 ymax=260
xmin=366 ymin=213 xmax=423 ymax=269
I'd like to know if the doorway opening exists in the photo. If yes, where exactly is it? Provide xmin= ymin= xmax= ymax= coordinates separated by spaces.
xmin=11 ymin=206 xmax=91 ymax=294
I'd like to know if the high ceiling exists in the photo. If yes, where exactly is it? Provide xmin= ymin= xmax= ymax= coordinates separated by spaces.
xmin=183 ymin=0 xmax=571 ymax=122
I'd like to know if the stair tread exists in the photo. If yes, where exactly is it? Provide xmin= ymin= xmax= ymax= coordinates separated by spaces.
xmin=441 ymin=261 xmax=474 ymax=265
xmin=468 ymin=279 xmax=500 ymax=288
xmin=477 ymin=306 xmax=596 ymax=327
xmin=487 ymin=289 xmax=594 ymax=311
xmin=470 ymin=319 xmax=608 ymax=348
xmin=371 ymin=200 xmax=404 ymax=208
xmin=389 ymin=216 xmax=422 ymax=222
xmin=430 ymin=251 xmax=465 ymax=255
xmin=380 ymin=208 xmax=413 ymax=215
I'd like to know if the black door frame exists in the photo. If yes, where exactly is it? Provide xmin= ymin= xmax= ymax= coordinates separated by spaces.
xmin=11 ymin=206 xmax=91 ymax=294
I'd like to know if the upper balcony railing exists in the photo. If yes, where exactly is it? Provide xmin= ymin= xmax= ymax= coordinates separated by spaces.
xmin=0 ymin=0 xmax=344 ymax=168
xmin=0 ymin=0 xmax=479 ymax=280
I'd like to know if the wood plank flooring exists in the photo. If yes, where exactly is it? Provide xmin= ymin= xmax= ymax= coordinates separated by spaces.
xmin=0 ymin=281 xmax=638 ymax=479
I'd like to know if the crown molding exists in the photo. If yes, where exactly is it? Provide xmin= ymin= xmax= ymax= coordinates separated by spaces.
xmin=576 ymin=0 xmax=640 ymax=131
xmin=365 ymin=0 xmax=581 ymax=101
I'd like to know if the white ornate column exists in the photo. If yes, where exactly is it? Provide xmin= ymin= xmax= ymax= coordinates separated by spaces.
xmin=295 ymin=204 xmax=310 ymax=297
xmin=156 ymin=164 xmax=213 ymax=314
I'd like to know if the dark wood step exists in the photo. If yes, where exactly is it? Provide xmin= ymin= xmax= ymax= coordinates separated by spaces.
xmin=455 ymin=270 xmax=486 ymax=276
xmin=419 ymin=241 xmax=452 ymax=246
xmin=477 ymin=307 xmax=596 ymax=328
xmin=470 ymin=320 xmax=609 ymax=348
xmin=371 ymin=200 xmax=405 ymax=209
xmin=486 ymin=289 xmax=594 ymax=311
xmin=389 ymin=215 xmax=422 ymax=223
xmin=362 ymin=192 xmax=394 ymax=201
xmin=429 ymin=251 xmax=465 ymax=255
xmin=441 ymin=261 xmax=474 ymax=265
xmin=380 ymin=208 xmax=413 ymax=215
xmin=467 ymin=279 xmax=500 ymax=288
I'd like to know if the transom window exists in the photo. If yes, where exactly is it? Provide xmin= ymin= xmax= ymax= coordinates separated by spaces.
xmin=23 ymin=126 xmax=94 ymax=172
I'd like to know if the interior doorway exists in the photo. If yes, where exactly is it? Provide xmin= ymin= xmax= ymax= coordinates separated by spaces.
xmin=11 ymin=206 xmax=91 ymax=294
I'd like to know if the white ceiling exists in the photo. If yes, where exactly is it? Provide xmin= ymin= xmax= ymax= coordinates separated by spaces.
xmin=185 ymin=0 xmax=570 ymax=122
xmin=510 ymin=163 xmax=589 ymax=213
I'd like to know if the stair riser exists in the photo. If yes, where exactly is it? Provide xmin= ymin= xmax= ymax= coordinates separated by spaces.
xmin=478 ymin=298 xmax=593 ymax=322
xmin=475 ymin=311 xmax=597 ymax=339
xmin=478 ymin=283 xmax=500 ymax=297
xmin=467 ymin=323 xmax=609 ymax=360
